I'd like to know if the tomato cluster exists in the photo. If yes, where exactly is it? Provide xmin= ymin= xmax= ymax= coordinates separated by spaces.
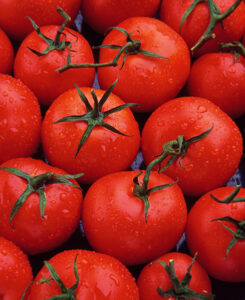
xmin=0 ymin=0 xmax=245 ymax=299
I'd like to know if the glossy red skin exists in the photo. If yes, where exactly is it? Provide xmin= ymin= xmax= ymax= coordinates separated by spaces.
xmin=42 ymin=87 xmax=140 ymax=184
xmin=0 ymin=0 xmax=80 ymax=41
xmin=82 ymin=170 xmax=187 ymax=265
xmin=0 ymin=74 xmax=41 ymax=164
xmin=14 ymin=25 xmax=95 ymax=106
xmin=28 ymin=249 xmax=139 ymax=299
xmin=160 ymin=0 xmax=245 ymax=56
xmin=137 ymin=252 xmax=212 ymax=300
xmin=187 ymin=52 xmax=245 ymax=119
xmin=81 ymin=0 xmax=161 ymax=34
xmin=0 ymin=28 xmax=14 ymax=74
xmin=0 ymin=157 xmax=83 ymax=255
xmin=97 ymin=17 xmax=191 ymax=112
xmin=141 ymin=97 xmax=243 ymax=196
xmin=0 ymin=237 xmax=33 ymax=300
xmin=186 ymin=186 xmax=245 ymax=282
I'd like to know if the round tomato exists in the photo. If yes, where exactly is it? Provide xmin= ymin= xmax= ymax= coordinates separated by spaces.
xmin=0 ymin=0 xmax=80 ymax=41
xmin=97 ymin=17 xmax=191 ymax=112
xmin=14 ymin=25 xmax=95 ymax=106
xmin=41 ymin=86 xmax=140 ymax=184
xmin=0 ymin=74 xmax=41 ymax=164
xmin=0 ymin=236 xmax=33 ymax=300
xmin=0 ymin=28 xmax=14 ymax=74
xmin=0 ymin=157 xmax=83 ymax=255
xmin=185 ymin=186 xmax=245 ymax=282
xmin=187 ymin=50 xmax=245 ymax=119
xmin=160 ymin=0 xmax=245 ymax=55
xmin=141 ymin=97 xmax=243 ymax=196
xmin=137 ymin=252 xmax=212 ymax=300
xmin=82 ymin=170 xmax=187 ymax=265
xmin=28 ymin=249 xmax=139 ymax=299
xmin=81 ymin=0 xmax=161 ymax=34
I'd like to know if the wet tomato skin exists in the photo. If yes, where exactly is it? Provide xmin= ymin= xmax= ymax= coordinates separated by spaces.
xmin=14 ymin=25 xmax=95 ymax=106
xmin=137 ymin=252 xmax=212 ymax=300
xmin=82 ymin=170 xmax=187 ymax=266
xmin=42 ymin=87 xmax=140 ymax=184
xmin=97 ymin=17 xmax=191 ymax=112
xmin=0 ymin=157 xmax=83 ymax=255
xmin=0 ymin=236 xmax=33 ymax=300
xmin=28 ymin=249 xmax=140 ymax=300
xmin=186 ymin=186 xmax=245 ymax=282
xmin=187 ymin=52 xmax=245 ymax=119
xmin=141 ymin=97 xmax=243 ymax=196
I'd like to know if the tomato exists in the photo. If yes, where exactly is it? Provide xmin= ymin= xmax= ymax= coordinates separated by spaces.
xmin=141 ymin=97 xmax=243 ymax=196
xmin=41 ymin=86 xmax=140 ymax=184
xmin=137 ymin=252 xmax=212 ymax=300
xmin=0 ymin=74 xmax=41 ymax=164
xmin=185 ymin=186 xmax=245 ymax=282
xmin=0 ymin=236 xmax=33 ymax=300
xmin=97 ymin=17 xmax=191 ymax=112
xmin=0 ymin=0 xmax=81 ymax=41
xmin=160 ymin=0 xmax=245 ymax=55
xmin=82 ymin=170 xmax=187 ymax=265
xmin=81 ymin=0 xmax=161 ymax=34
xmin=28 ymin=249 xmax=139 ymax=299
xmin=0 ymin=157 xmax=83 ymax=255
xmin=187 ymin=50 xmax=245 ymax=119
xmin=14 ymin=24 xmax=95 ymax=106
xmin=0 ymin=28 xmax=14 ymax=74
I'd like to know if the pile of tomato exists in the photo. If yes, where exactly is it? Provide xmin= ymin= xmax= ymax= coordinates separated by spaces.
xmin=0 ymin=0 xmax=245 ymax=299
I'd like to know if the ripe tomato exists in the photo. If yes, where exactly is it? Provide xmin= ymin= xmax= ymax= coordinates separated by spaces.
xmin=141 ymin=97 xmax=243 ymax=196
xmin=81 ymin=0 xmax=161 ymax=34
xmin=0 ymin=0 xmax=80 ymax=41
xmin=41 ymin=86 xmax=140 ymax=184
xmin=97 ymin=17 xmax=191 ymax=112
xmin=0 ymin=157 xmax=83 ymax=255
xmin=0 ymin=28 xmax=14 ymax=74
xmin=28 ymin=249 xmax=139 ymax=299
xmin=0 ymin=236 xmax=33 ymax=300
xmin=14 ymin=25 xmax=95 ymax=106
xmin=185 ymin=186 xmax=245 ymax=282
xmin=160 ymin=0 xmax=245 ymax=55
xmin=137 ymin=252 xmax=212 ymax=300
xmin=0 ymin=74 xmax=41 ymax=164
xmin=82 ymin=170 xmax=187 ymax=265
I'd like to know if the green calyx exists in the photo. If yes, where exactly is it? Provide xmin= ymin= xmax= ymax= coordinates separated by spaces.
xmin=27 ymin=7 xmax=75 ymax=56
xmin=220 ymin=41 xmax=245 ymax=62
xmin=54 ymin=79 xmax=137 ymax=157
xmin=57 ymin=26 xmax=168 ymax=73
xmin=180 ymin=0 xmax=242 ymax=54
xmin=0 ymin=166 xmax=83 ymax=225
xmin=210 ymin=185 xmax=245 ymax=257
xmin=154 ymin=254 xmax=214 ymax=299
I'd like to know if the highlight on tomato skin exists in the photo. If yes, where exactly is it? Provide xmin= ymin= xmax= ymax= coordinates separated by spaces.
xmin=27 ymin=249 xmax=140 ymax=300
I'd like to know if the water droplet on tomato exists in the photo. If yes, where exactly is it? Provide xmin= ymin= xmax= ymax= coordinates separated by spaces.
xmin=109 ymin=274 xmax=120 ymax=286
xmin=197 ymin=105 xmax=207 ymax=113
xmin=1 ymin=249 xmax=7 ymax=256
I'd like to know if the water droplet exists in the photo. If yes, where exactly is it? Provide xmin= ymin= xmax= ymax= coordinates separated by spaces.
xmin=109 ymin=274 xmax=120 ymax=286
xmin=197 ymin=106 xmax=207 ymax=113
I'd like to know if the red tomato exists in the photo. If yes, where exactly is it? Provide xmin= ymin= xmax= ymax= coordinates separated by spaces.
xmin=137 ymin=252 xmax=212 ymax=300
xmin=0 ymin=157 xmax=83 ymax=255
xmin=81 ymin=0 xmax=161 ymax=34
xmin=0 ymin=0 xmax=81 ymax=41
xmin=0 ymin=28 xmax=14 ymax=74
xmin=28 ymin=249 xmax=139 ymax=299
xmin=0 ymin=236 xmax=33 ymax=300
xmin=141 ymin=97 xmax=243 ymax=196
xmin=185 ymin=186 xmax=245 ymax=282
xmin=14 ymin=25 xmax=95 ymax=106
xmin=41 ymin=86 xmax=140 ymax=184
xmin=0 ymin=74 xmax=41 ymax=164
xmin=82 ymin=170 xmax=187 ymax=265
xmin=97 ymin=17 xmax=191 ymax=112
xmin=187 ymin=51 xmax=245 ymax=119
xmin=160 ymin=0 xmax=245 ymax=55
